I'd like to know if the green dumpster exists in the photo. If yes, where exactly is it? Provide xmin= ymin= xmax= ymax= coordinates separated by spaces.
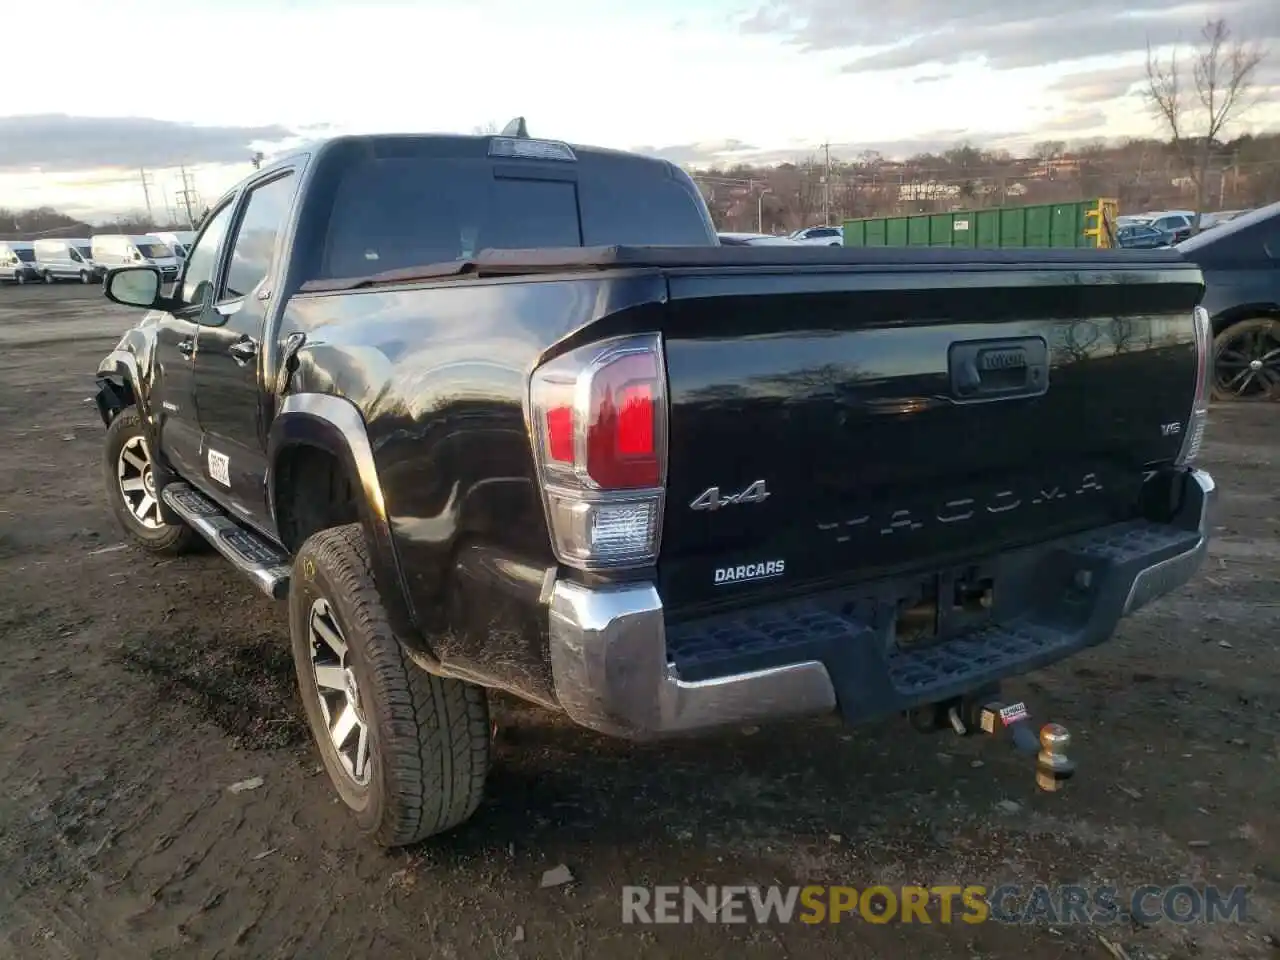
xmin=843 ymin=198 xmax=1118 ymax=249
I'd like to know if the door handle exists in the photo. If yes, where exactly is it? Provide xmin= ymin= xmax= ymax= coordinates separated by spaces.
xmin=177 ymin=338 xmax=195 ymax=358
xmin=228 ymin=337 xmax=258 ymax=364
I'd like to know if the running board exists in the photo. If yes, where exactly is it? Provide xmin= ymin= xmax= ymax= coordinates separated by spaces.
xmin=161 ymin=483 xmax=291 ymax=600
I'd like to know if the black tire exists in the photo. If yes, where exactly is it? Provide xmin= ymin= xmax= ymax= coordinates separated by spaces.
xmin=79 ymin=270 xmax=91 ymax=284
xmin=103 ymin=406 xmax=201 ymax=554
xmin=15 ymin=272 xmax=25 ymax=285
xmin=1211 ymin=317 xmax=1280 ymax=402
xmin=289 ymin=524 xmax=490 ymax=847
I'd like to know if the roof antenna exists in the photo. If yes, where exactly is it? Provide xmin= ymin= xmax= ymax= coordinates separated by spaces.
xmin=499 ymin=116 xmax=529 ymax=138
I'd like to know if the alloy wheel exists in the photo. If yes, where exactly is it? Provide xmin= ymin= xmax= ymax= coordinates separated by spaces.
xmin=116 ymin=435 xmax=163 ymax=529
xmin=308 ymin=598 xmax=372 ymax=786
xmin=1215 ymin=324 xmax=1280 ymax=399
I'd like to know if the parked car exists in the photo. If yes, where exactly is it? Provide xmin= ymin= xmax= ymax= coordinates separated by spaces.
xmin=717 ymin=232 xmax=800 ymax=246
xmin=1115 ymin=224 xmax=1174 ymax=249
xmin=91 ymin=234 xmax=182 ymax=284
xmin=33 ymin=237 xmax=104 ymax=284
xmin=1142 ymin=211 xmax=1197 ymax=243
xmin=93 ymin=127 xmax=1214 ymax=847
xmin=0 ymin=241 xmax=40 ymax=284
xmin=1177 ymin=199 xmax=1280 ymax=401
xmin=789 ymin=225 xmax=844 ymax=246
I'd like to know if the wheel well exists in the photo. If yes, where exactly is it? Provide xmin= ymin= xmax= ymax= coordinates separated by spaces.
xmin=1212 ymin=304 xmax=1280 ymax=337
xmin=274 ymin=444 xmax=360 ymax=553
xmin=97 ymin=376 xmax=137 ymax=425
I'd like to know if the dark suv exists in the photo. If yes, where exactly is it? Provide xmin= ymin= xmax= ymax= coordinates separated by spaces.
xmin=1177 ymin=200 xmax=1280 ymax=401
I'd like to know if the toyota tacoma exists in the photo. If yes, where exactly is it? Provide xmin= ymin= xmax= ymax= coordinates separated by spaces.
xmin=93 ymin=123 xmax=1216 ymax=847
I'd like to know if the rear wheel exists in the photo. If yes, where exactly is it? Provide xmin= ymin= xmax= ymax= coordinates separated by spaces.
xmin=289 ymin=523 xmax=491 ymax=847
xmin=1212 ymin=318 xmax=1280 ymax=402
xmin=42 ymin=271 xmax=54 ymax=284
xmin=102 ymin=406 xmax=201 ymax=554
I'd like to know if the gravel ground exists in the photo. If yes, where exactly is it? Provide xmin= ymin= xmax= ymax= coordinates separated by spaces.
xmin=0 ymin=283 xmax=1275 ymax=960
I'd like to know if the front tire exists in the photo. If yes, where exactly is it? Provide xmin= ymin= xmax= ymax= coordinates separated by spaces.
xmin=103 ymin=406 xmax=201 ymax=554
xmin=289 ymin=524 xmax=491 ymax=847
xmin=79 ymin=270 xmax=91 ymax=284
xmin=42 ymin=271 xmax=54 ymax=284
xmin=15 ymin=272 xmax=25 ymax=285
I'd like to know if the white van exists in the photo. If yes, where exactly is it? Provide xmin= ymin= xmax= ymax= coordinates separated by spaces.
xmin=0 ymin=241 xmax=40 ymax=284
xmin=151 ymin=230 xmax=196 ymax=259
xmin=91 ymin=234 xmax=182 ymax=283
xmin=33 ymin=237 xmax=103 ymax=284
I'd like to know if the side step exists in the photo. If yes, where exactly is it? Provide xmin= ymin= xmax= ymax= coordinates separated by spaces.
xmin=161 ymin=482 xmax=291 ymax=600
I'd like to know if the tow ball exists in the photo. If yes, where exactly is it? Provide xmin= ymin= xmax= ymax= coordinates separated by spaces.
xmin=913 ymin=695 xmax=1076 ymax=792
xmin=965 ymin=701 xmax=1075 ymax=792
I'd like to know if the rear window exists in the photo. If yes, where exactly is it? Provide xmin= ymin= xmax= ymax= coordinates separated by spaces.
xmin=317 ymin=156 xmax=712 ymax=281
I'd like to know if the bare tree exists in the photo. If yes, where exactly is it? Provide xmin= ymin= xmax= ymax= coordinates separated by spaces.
xmin=1144 ymin=19 xmax=1267 ymax=230
xmin=1032 ymin=141 xmax=1066 ymax=162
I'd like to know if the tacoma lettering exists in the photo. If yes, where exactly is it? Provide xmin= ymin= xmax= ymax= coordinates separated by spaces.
xmin=817 ymin=473 xmax=1106 ymax=541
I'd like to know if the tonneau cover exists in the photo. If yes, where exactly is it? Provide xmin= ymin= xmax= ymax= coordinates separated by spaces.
xmin=299 ymin=243 xmax=1192 ymax=293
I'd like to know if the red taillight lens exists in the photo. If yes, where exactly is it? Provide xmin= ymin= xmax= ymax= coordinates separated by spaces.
xmin=528 ymin=333 xmax=667 ymax=570
xmin=545 ymin=405 xmax=575 ymax=463
xmin=586 ymin=353 xmax=660 ymax=488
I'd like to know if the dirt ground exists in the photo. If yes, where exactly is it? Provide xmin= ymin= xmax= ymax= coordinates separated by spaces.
xmin=0 ymin=283 xmax=1275 ymax=960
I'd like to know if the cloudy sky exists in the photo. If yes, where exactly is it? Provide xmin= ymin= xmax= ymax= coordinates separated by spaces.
xmin=1 ymin=0 xmax=1277 ymax=221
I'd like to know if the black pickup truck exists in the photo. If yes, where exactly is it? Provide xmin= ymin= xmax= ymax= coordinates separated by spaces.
xmin=94 ymin=126 xmax=1216 ymax=848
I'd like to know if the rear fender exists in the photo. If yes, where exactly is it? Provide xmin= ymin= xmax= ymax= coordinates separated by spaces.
xmin=266 ymin=393 xmax=431 ymax=661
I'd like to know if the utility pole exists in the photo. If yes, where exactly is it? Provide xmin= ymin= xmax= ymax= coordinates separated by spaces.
xmin=822 ymin=141 xmax=832 ymax=226
xmin=139 ymin=168 xmax=155 ymax=225
xmin=176 ymin=165 xmax=198 ymax=227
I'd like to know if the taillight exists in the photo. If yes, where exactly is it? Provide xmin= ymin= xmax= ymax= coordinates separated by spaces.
xmin=530 ymin=333 xmax=667 ymax=570
xmin=1176 ymin=305 xmax=1212 ymax=465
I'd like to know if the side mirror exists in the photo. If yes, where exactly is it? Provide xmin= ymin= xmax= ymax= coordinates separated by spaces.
xmin=104 ymin=266 xmax=163 ymax=309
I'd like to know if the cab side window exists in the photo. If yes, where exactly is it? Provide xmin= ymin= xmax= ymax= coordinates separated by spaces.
xmin=221 ymin=173 xmax=295 ymax=301
xmin=180 ymin=204 xmax=235 ymax=306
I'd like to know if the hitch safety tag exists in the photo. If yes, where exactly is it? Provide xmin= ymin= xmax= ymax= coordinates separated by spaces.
xmin=980 ymin=701 xmax=1028 ymax=733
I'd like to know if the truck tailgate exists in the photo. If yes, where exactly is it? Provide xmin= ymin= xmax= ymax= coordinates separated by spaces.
xmin=654 ymin=262 xmax=1204 ymax=615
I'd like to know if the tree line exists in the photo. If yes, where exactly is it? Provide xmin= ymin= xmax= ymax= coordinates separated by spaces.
xmin=695 ymin=131 xmax=1279 ymax=234
xmin=0 ymin=207 xmax=192 ymax=242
